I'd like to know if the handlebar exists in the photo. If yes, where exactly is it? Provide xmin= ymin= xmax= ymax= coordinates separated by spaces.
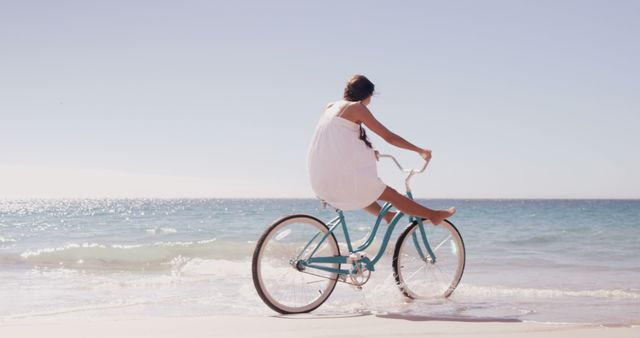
xmin=378 ymin=153 xmax=430 ymax=193
xmin=378 ymin=154 xmax=430 ymax=174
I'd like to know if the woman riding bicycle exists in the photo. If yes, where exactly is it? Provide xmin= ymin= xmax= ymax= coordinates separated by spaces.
xmin=307 ymin=74 xmax=455 ymax=225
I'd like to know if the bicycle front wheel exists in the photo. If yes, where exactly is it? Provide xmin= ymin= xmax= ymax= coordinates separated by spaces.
xmin=393 ymin=219 xmax=465 ymax=299
xmin=252 ymin=214 xmax=340 ymax=314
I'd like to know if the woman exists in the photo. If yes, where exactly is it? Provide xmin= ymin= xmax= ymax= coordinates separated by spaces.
xmin=307 ymin=74 xmax=455 ymax=225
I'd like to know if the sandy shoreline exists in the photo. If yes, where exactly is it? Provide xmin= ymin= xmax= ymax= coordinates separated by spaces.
xmin=1 ymin=314 xmax=637 ymax=338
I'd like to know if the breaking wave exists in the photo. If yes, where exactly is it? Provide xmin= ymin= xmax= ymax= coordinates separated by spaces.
xmin=2 ymin=239 xmax=255 ymax=271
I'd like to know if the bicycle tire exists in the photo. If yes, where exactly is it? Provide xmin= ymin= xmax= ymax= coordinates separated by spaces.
xmin=392 ymin=219 xmax=465 ymax=299
xmin=252 ymin=214 xmax=340 ymax=314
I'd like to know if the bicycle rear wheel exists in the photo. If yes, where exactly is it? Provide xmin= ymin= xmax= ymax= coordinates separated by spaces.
xmin=252 ymin=214 xmax=340 ymax=314
xmin=392 ymin=219 xmax=465 ymax=299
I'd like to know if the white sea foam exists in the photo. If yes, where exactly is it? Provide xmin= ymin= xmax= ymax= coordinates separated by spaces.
xmin=456 ymin=284 xmax=640 ymax=300
xmin=13 ymin=239 xmax=254 ymax=271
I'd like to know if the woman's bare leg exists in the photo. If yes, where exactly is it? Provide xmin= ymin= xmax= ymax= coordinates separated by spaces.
xmin=363 ymin=202 xmax=396 ymax=224
xmin=378 ymin=186 xmax=455 ymax=225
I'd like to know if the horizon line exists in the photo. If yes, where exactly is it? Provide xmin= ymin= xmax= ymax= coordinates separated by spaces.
xmin=1 ymin=196 xmax=638 ymax=201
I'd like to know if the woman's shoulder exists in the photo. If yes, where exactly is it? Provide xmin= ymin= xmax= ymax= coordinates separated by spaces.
xmin=324 ymin=100 xmax=351 ymax=114
xmin=341 ymin=101 xmax=369 ymax=117
xmin=324 ymin=100 xmax=368 ymax=120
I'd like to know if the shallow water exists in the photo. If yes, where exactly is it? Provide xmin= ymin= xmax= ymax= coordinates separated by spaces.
xmin=0 ymin=199 xmax=638 ymax=325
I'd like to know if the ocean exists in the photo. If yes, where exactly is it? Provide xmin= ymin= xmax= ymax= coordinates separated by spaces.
xmin=0 ymin=199 xmax=638 ymax=325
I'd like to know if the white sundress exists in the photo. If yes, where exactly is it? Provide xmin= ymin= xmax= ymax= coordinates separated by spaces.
xmin=307 ymin=101 xmax=387 ymax=211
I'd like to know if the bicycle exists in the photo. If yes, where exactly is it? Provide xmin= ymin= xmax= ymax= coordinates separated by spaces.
xmin=251 ymin=154 xmax=466 ymax=314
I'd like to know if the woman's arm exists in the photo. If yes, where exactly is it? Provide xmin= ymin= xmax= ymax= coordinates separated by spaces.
xmin=350 ymin=103 xmax=432 ymax=160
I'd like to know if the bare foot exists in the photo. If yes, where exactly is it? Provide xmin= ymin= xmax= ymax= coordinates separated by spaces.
xmin=428 ymin=207 xmax=456 ymax=225
xmin=384 ymin=211 xmax=397 ymax=225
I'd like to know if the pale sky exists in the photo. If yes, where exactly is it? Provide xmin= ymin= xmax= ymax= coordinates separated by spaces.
xmin=1 ymin=0 xmax=639 ymax=198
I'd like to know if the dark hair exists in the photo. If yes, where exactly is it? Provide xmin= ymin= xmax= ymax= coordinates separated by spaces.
xmin=343 ymin=74 xmax=375 ymax=102
xmin=359 ymin=125 xmax=373 ymax=149
xmin=343 ymin=75 xmax=374 ymax=149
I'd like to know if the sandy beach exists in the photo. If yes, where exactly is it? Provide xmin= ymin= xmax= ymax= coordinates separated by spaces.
xmin=1 ymin=314 xmax=638 ymax=338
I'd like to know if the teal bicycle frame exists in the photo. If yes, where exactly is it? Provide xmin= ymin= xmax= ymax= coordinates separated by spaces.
xmin=299 ymin=155 xmax=437 ymax=277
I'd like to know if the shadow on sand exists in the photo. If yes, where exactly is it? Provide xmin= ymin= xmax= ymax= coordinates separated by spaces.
xmin=273 ymin=311 xmax=373 ymax=320
xmin=273 ymin=311 xmax=521 ymax=323
xmin=376 ymin=312 xmax=522 ymax=323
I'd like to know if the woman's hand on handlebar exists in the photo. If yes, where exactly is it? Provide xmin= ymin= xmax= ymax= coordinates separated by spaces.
xmin=418 ymin=148 xmax=432 ymax=161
